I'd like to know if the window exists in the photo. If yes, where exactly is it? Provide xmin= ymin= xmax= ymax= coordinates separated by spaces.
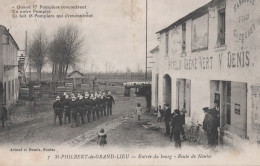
xmin=182 ymin=23 xmax=186 ymax=53
xmin=165 ymin=32 xmax=169 ymax=56
xmin=217 ymin=8 xmax=225 ymax=46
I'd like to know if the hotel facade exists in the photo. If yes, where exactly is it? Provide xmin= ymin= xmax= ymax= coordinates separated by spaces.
xmin=151 ymin=0 xmax=260 ymax=145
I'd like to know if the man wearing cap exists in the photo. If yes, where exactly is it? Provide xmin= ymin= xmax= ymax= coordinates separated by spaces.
xmin=77 ymin=95 xmax=85 ymax=125
xmin=211 ymin=100 xmax=220 ymax=146
xmin=70 ymin=95 xmax=78 ymax=127
xmin=164 ymin=104 xmax=171 ymax=136
xmin=53 ymin=96 xmax=63 ymax=125
xmin=90 ymin=93 xmax=96 ymax=121
xmin=63 ymin=95 xmax=71 ymax=124
xmin=95 ymin=93 xmax=100 ymax=119
xmin=84 ymin=93 xmax=92 ymax=123
xmin=106 ymin=91 xmax=115 ymax=115
xmin=101 ymin=92 xmax=107 ymax=116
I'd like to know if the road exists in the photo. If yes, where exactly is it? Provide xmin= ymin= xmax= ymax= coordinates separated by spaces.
xmin=0 ymin=95 xmax=146 ymax=146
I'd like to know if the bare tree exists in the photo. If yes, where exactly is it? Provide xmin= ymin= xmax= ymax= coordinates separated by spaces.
xmin=28 ymin=29 xmax=48 ymax=82
xmin=49 ymin=24 xmax=85 ymax=81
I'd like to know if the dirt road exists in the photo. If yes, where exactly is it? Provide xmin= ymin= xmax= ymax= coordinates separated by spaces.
xmin=0 ymin=95 xmax=145 ymax=146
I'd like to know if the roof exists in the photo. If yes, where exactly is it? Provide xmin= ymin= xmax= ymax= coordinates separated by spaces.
xmin=67 ymin=70 xmax=84 ymax=77
xmin=150 ymin=45 xmax=159 ymax=54
xmin=66 ymin=70 xmax=96 ymax=80
xmin=156 ymin=0 xmax=224 ymax=34
xmin=0 ymin=25 xmax=19 ymax=50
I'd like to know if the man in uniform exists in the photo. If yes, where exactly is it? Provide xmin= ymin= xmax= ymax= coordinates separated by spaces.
xmin=99 ymin=93 xmax=104 ymax=118
xmin=77 ymin=94 xmax=85 ymax=125
xmin=90 ymin=93 xmax=96 ymax=121
xmin=53 ymin=96 xmax=63 ymax=125
xmin=106 ymin=91 xmax=115 ymax=115
xmin=63 ymin=95 xmax=71 ymax=124
xmin=101 ymin=92 xmax=107 ymax=116
xmin=84 ymin=92 xmax=92 ymax=123
xmin=70 ymin=95 xmax=78 ymax=127
xmin=95 ymin=93 xmax=100 ymax=119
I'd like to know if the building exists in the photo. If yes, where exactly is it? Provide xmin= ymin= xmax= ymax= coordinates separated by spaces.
xmin=0 ymin=25 xmax=20 ymax=108
xmin=152 ymin=0 xmax=260 ymax=145
xmin=66 ymin=70 xmax=96 ymax=92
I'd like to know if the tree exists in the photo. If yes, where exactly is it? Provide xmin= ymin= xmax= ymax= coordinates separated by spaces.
xmin=28 ymin=29 xmax=48 ymax=82
xmin=49 ymin=24 xmax=85 ymax=81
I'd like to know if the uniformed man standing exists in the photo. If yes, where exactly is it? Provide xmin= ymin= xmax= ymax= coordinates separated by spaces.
xmin=101 ymin=92 xmax=107 ymax=116
xmin=84 ymin=92 xmax=92 ymax=123
xmin=106 ymin=91 xmax=115 ymax=115
xmin=53 ymin=96 xmax=63 ymax=125
xmin=95 ymin=93 xmax=100 ymax=119
xmin=90 ymin=93 xmax=96 ymax=121
xmin=78 ymin=94 xmax=85 ymax=125
xmin=99 ymin=93 xmax=104 ymax=118
xmin=70 ymin=95 xmax=78 ymax=127
xmin=63 ymin=95 xmax=71 ymax=124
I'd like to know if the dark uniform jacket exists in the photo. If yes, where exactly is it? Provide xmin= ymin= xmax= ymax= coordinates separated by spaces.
xmin=164 ymin=107 xmax=171 ymax=123
xmin=53 ymin=101 xmax=62 ymax=113
xmin=77 ymin=99 xmax=84 ymax=113
xmin=83 ymin=97 xmax=92 ymax=111
xmin=90 ymin=98 xmax=96 ymax=109
xmin=63 ymin=99 xmax=70 ymax=111
xmin=70 ymin=100 xmax=78 ymax=113
xmin=171 ymin=114 xmax=182 ymax=132
xmin=106 ymin=95 xmax=115 ymax=106
xmin=211 ymin=107 xmax=220 ymax=128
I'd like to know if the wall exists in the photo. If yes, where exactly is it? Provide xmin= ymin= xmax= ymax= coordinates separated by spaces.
xmin=155 ymin=0 xmax=259 ymax=142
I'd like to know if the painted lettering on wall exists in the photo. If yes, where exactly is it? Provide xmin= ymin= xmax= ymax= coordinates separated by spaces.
xmin=234 ymin=0 xmax=255 ymax=13
xmin=227 ymin=51 xmax=250 ymax=68
xmin=168 ymin=56 xmax=213 ymax=71
xmin=233 ymin=23 xmax=255 ymax=41
xmin=233 ymin=0 xmax=255 ymax=43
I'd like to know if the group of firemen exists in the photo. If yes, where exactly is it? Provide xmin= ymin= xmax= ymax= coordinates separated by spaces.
xmin=53 ymin=91 xmax=115 ymax=127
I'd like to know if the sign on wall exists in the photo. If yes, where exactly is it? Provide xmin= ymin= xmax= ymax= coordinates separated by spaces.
xmin=191 ymin=14 xmax=208 ymax=52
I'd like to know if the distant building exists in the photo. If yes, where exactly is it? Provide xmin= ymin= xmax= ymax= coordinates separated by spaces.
xmin=66 ymin=70 xmax=96 ymax=92
xmin=153 ymin=0 xmax=260 ymax=145
xmin=0 ymin=25 xmax=20 ymax=108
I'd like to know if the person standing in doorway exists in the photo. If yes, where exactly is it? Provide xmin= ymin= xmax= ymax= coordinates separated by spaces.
xmin=164 ymin=104 xmax=171 ymax=136
xmin=157 ymin=105 xmax=163 ymax=122
xmin=106 ymin=91 xmax=115 ymax=115
xmin=211 ymin=100 xmax=220 ymax=145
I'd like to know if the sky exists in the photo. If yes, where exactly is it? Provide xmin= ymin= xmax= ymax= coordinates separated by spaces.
xmin=0 ymin=0 xmax=211 ymax=73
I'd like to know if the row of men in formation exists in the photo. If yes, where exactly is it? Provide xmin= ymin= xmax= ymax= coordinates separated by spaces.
xmin=53 ymin=91 xmax=115 ymax=127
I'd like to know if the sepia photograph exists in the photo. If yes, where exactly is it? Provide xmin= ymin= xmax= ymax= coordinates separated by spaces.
xmin=0 ymin=0 xmax=259 ymax=165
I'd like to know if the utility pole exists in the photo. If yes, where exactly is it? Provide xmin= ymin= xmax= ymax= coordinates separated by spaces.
xmin=145 ymin=0 xmax=148 ymax=79
xmin=25 ymin=30 xmax=28 ymax=83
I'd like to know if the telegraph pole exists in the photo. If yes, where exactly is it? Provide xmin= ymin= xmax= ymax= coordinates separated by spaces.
xmin=145 ymin=0 xmax=148 ymax=79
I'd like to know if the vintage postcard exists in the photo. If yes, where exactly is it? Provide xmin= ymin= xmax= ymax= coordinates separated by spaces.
xmin=0 ymin=0 xmax=259 ymax=165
